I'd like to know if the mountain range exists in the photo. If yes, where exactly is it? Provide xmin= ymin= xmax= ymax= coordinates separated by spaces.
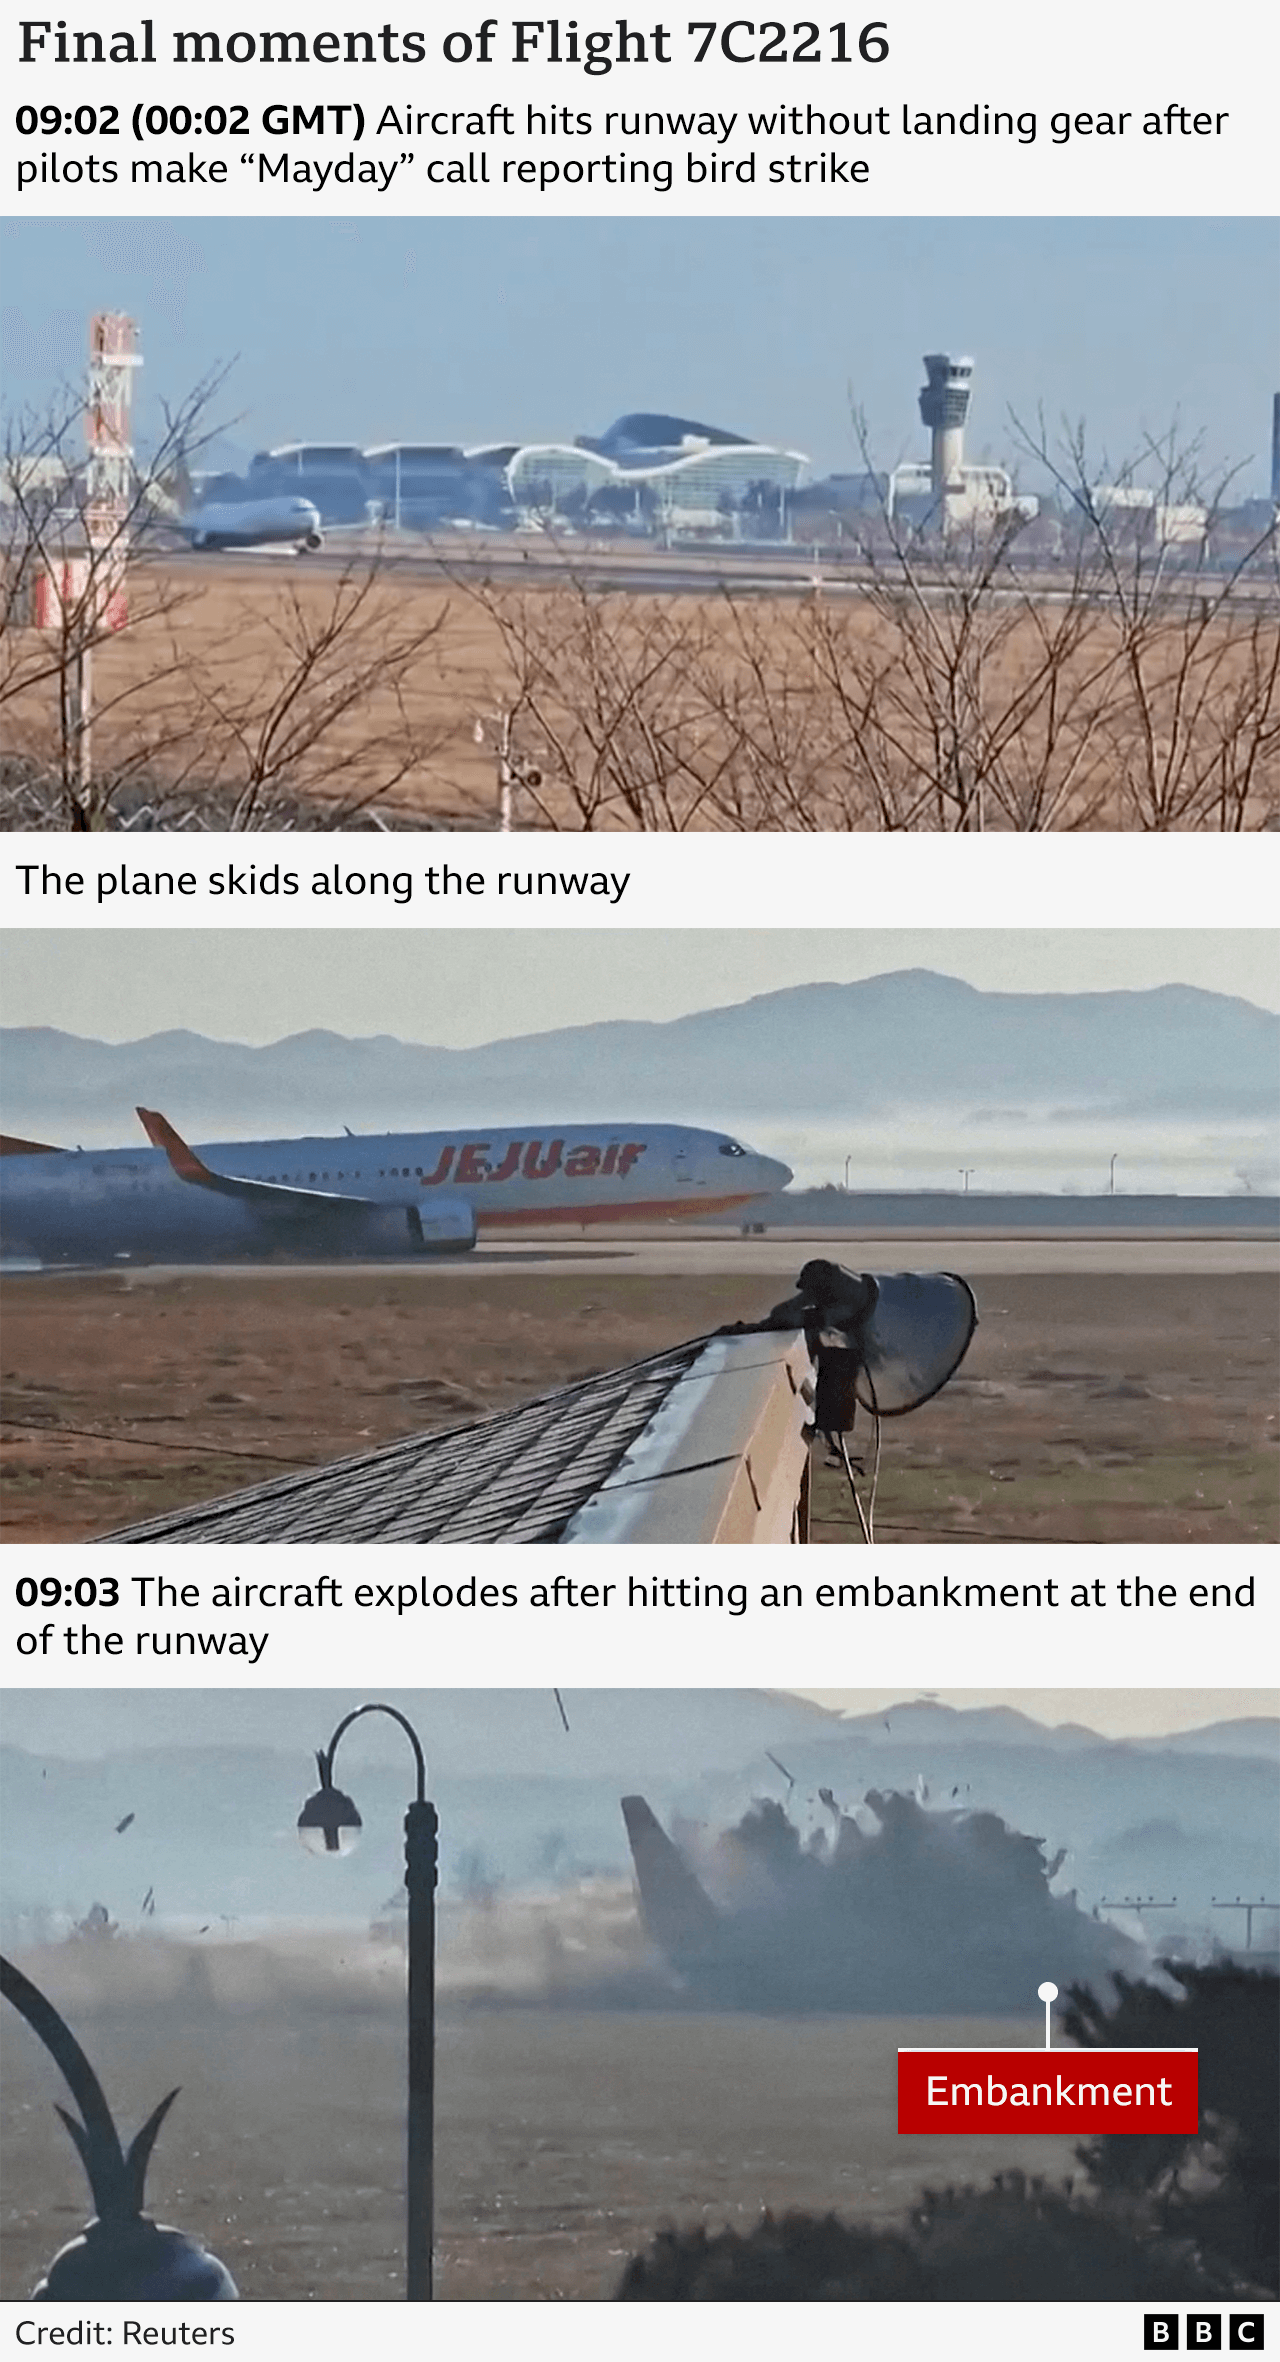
xmin=3 ymin=973 xmax=1275 ymax=1147
xmin=1 ymin=1694 xmax=1275 ymax=1937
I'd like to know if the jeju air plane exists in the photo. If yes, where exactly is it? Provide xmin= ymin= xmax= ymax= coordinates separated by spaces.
xmin=0 ymin=1108 xmax=792 ymax=1265
xmin=179 ymin=495 xmax=323 ymax=552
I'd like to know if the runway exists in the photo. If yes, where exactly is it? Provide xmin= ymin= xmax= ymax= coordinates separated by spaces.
xmin=153 ymin=539 xmax=1280 ymax=613
xmin=14 ymin=1232 xmax=1278 ymax=1282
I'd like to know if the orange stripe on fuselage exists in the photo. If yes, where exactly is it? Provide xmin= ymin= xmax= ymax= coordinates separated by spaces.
xmin=476 ymin=1191 xmax=762 ymax=1228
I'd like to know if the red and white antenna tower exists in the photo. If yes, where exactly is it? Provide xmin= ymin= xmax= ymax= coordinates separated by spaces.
xmin=85 ymin=312 xmax=141 ymax=579
xmin=34 ymin=313 xmax=142 ymax=798
xmin=86 ymin=313 xmax=140 ymax=514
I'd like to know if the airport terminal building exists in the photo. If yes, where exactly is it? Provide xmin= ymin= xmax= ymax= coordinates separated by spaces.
xmin=507 ymin=413 xmax=808 ymax=534
xmin=202 ymin=412 xmax=810 ymax=539
xmin=240 ymin=440 xmax=512 ymax=527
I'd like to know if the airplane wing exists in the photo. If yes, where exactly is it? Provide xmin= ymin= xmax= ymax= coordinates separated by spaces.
xmin=0 ymin=1134 xmax=63 ymax=1155
xmin=136 ymin=1107 xmax=375 ymax=1216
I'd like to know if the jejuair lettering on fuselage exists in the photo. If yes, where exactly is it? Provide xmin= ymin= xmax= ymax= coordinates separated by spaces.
xmin=419 ymin=1140 xmax=645 ymax=1184
xmin=0 ymin=1109 xmax=792 ymax=1267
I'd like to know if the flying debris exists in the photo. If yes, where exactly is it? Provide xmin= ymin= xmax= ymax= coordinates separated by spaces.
xmin=73 ymin=1904 xmax=116 ymax=1940
xmin=114 ymin=1813 xmax=135 ymax=1835
xmin=765 ymin=1753 xmax=796 ymax=1793
xmin=622 ymin=1788 xmax=1143 ymax=2012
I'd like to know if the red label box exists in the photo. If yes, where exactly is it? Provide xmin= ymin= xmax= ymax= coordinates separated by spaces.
xmin=898 ymin=2047 xmax=1198 ymax=2134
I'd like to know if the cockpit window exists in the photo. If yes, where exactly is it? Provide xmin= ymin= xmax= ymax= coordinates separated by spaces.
xmin=718 ymin=1141 xmax=747 ymax=1157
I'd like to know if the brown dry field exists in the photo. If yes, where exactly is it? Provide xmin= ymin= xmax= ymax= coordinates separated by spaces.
xmin=9 ymin=554 xmax=1275 ymax=827
xmin=2 ymin=1265 xmax=1275 ymax=1543
xmin=8 ymin=560 xmax=501 ymax=822
xmin=0 ymin=1938 xmax=1077 ymax=2301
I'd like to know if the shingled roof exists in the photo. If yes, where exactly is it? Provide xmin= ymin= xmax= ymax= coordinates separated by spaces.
xmin=96 ymin=1330 xmax=812 ymax=1545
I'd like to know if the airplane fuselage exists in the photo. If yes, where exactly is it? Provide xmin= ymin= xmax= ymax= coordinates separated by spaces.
xmin=182 ymin=496 xmax=323 ymax=552
xmin=0 ymin=1122 xmax=790 ymax=1265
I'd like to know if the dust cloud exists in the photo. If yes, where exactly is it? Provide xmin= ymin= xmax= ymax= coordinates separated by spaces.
xmin=0 ymin=1922 xmax=1078 ymax=2301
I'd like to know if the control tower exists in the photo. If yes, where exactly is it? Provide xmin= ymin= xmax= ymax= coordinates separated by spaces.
xmin=919 ymin=353 xmax=974 ymax=519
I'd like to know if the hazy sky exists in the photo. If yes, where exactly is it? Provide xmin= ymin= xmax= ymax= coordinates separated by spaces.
xmin=0 ymin=1689 xmax=1270 ymax=1758
xmin=2 ymin=217 xmax=1275 ymax=488
xmin=5 ymin=929 xmax=1276 ymax=1046
xmin=792 ymin=1691 xmax=1277 ymax=1738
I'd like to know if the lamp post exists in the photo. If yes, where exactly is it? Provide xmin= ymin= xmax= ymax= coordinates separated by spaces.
xmin=297 ymin=1704 xmax=437 ymax=2301
xmin=1211 ymin=1896 xmax=1279 ymax=1952
xmin=0 ymin=1954 xmax=237 ymax=2300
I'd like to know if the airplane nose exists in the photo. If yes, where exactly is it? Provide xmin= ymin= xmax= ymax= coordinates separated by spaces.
xmin=763 ymin=1156 xmax=793 ymax=1192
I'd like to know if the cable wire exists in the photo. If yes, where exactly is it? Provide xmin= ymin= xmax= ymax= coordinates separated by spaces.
xmin=837 ymin=1433 xmax=873 ymax=1546
xmin=864 ymin=1371 xmax=882 ymax=1547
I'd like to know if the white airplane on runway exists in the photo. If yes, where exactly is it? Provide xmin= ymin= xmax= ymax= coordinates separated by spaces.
xmin=180 ymin=495 xmax=323 ymax=552
xmin=0 ymin=1108 xmax=792 ymax=1266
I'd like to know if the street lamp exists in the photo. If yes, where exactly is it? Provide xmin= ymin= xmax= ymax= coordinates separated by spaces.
xmin=1109 ymin=1153 xmax=1118 ymax=1195
xmin=0 ymin=1954 xmax=237 ymax=2300
xmin=298 ymin=1704 xmax=437 ymax=2301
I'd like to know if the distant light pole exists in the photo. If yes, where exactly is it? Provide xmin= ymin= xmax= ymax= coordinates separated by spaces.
xmin=958 ymin=1168 xmax=975 ymax=1193
xmin=1211 ymin=1896 xmax=1279 ymax=1952
xmin=844 ymin=1156 xmax=853 ymax=1191
xmin=1098 ymin=1895 xmax=1178 ymax=1925
xmin=1109 ymin=1153 xmax=1118 ymax=1195
xmin=298 ymin=1704 xmax=437 ymax=2301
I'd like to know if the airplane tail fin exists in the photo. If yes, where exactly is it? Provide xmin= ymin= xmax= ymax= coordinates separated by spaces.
xmin=136 ymin=1108 xmax=213 ymax=1184
xmin=148 ymin=451 xmax=193 ymax=520
xmin=621 ymin=1796 xmax=720 ymax=1957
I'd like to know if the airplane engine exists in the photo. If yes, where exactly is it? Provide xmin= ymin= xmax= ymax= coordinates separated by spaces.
xmin=358 ymin=1194 xmax=477 ymax=1255
xmin=411 ymin=1192 xmax=477 ymax=1253
xmin=301 ymin=532 xmax=322 ymax=551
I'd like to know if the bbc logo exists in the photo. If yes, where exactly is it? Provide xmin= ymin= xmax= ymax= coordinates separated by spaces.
xmin=1145 ymin=2321 xmax=1265 ymax=2351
